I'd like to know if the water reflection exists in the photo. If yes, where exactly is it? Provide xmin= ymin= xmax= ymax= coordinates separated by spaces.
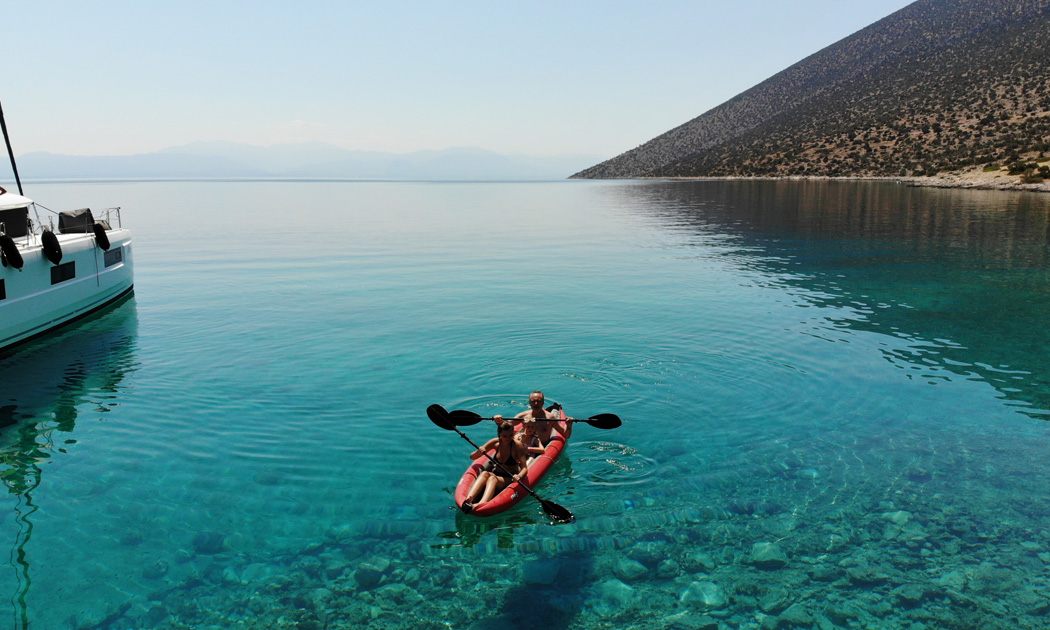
xmin=0 ymin=294 xmax=139 ymax=630
xmin=434 ymin=510 xmax=539 ymax=550
xmin=612 ymin=180 xmax=1050 ymax=417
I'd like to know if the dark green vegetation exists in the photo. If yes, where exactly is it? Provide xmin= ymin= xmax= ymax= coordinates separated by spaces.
xmin=573 ymin=0 xmax=1050 ymax=179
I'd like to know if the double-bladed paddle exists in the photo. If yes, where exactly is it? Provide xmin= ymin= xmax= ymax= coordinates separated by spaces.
xmin=426 ymin=404 xmax=575 ymax=524
xmin=446 ymin=408 xmax=622 ymax=430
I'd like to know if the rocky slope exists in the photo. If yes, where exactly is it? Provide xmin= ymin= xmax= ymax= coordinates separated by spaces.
xmin=573 ymin=0 xmax=1050 ymax=180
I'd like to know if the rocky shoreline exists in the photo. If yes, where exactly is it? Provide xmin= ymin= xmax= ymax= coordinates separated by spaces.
xmin=659 ymin=165 xmax=1050 ymax=194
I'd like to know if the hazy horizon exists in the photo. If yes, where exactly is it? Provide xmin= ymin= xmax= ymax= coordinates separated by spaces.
xmin=3 ymin=0 xmax=913 ymax=165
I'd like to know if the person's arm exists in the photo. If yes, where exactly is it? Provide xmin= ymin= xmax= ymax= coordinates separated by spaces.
xmin=470 ymin=437 xmax=498 ymax=460
xmin=494 ymin=413 xmax=524 ymax=430
xmin=511 ymin=444 xmax=530 ymax=481
xmin=550 ymin=413 xmax=573 ymax=439
xmin=515 ymin=432 xmax=544 ymax=455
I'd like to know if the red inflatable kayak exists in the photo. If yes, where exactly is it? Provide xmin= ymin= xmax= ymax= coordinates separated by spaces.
xmin=454 ymin=409 xmax=569 ymax=517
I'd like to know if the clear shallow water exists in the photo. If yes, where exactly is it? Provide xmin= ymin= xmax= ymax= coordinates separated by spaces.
xmin=2 ymin=180 xmax=1050 ymax=629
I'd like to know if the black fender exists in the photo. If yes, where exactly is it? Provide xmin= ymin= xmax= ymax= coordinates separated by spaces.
xmin=1 ymin=234 xmax=24 ymax=269
xmin=41 ymin=230 xmax=62 ymax=265
xmin=93 ymin=222 xmax=111 ymax=251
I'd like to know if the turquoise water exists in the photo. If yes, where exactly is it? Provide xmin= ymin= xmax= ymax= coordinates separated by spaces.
xmin=2 ymin=180 xmax=1050 ymax=629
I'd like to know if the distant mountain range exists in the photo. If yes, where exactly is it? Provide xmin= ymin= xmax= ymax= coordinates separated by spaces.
xmin=16 ymin=142 xmax=603 ymax=181
xmin=574 ymin=0 xmax=1050 ymax=179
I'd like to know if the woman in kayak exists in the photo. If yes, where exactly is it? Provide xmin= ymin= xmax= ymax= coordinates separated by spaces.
xmin=461 ymin=421 xmax=531 ymax=512
xmin=495 ymin=390 xmax=573 ymax=443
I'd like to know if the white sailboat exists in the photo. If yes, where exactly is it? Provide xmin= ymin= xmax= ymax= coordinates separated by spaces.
xmin=0 ymin=99 xmax=134 ymax=352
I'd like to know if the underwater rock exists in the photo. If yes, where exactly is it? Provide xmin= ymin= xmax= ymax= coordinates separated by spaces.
xmin=297 ymin=555 xmax=323 ymax=579
xmin=145 ymin=604 xmax=171 ymax=627
xmin=192 ymin=531 xmax=227 ymax=555
xmin=354 ymin=557 xmax=391 ymax=589
xmin=142 ymin=559 xmax=169 ymax=579
xmin=727 ymin=499 xmax=782 ymax=516
xmin=811 ymin=611 xmax=837 ymax=630
xmin=310 ymin=587 xmax=334 ymax=606
xmin=238 ymin=562 xmax=271 ymax=584
xmin=523 ymin=558 xmax=562 ymax=585
xmin=807 ymin=563 xmax=842 ymax=582
xmin=1016 ymin=590 xmax=1050 ymax=615
xmin=846 ymin=566 xmax=891 ymax=586
xmin=749 ymin=542 xmax=789 ymax=569
xmin=659 ymin=611 xmax=720 ymax=630
xmin=326 ymin=560 xmax=350 ymax=580
xmin=656 ymin=558 xmax=681 ymax=578
xmin=595 ymin=578 xmax=637 ymax=610
xmin=627 ymin=540 xmax=667 ymax=567
xmin=682 ymin=550 xmax=717 ymax=572
xmin=376 ymin=583 xmax=423 ymax=607
xmin=825 ymin=532 xmax=850 ymax=552
xmin=892 ymin=583 xmax=927 ymax=606
xmin=325 ymin=523 xmax=356 ymax=544
xmin=613 ymin=557 xmax=649 ymax=582
xmin=758 ymin=589 xmax=791 ymax=614
xmin=968 ymin=563 xmax=1020 ymax=594
xmin=779 ymin=603 xmax=812 ymax=627
xmin=822 ymin=602 xmax=861 ymax=626
xmin=265 ymin=573 xmax=295 ymax=592
xmin=883 ymin=510 xmax=912 ymax=525
xmin=680 ymin=580 xmax=728 ymax=612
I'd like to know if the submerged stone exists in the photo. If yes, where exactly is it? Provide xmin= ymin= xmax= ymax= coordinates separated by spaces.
xmin=749 ymin=542 xmax=789 ymax=569
xmin=758 ymin=589 xmax=791 ymax=614
xmin=893 ymin=583 xmax=927 ymax=606
xmin=680 ymin=580 xmax=728 ymax=612
xmin=613 ymin=557 xmax=649 ymax=582
xmin=142 ymin=560 xmax=169 ymax=579
xmin=595 ymin=578 xmax=637 ymax=609
xmin=660 ymin=611 xmax=719 ymax=630
xmin=846 ymin=566 xmax=891 ymax=586
xmin=192 ymin=531 xmax=227 ymax=555
xmin=628 ymin=540 xmax=668 ymax=567
xmin=779 ymin=603 xmax=812 ymax=627
xmin=656 ymin=558 xmax=681 ymax=578
xmin=354 ymin=558 xmax=391 ymax=589
xmin=683 ymin=550 xmax=717 ymax=572
xmin=883 ymin=510 xmax=913 ymax=525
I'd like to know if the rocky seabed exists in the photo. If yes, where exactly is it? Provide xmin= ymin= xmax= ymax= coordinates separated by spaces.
xmin=71 ymin=489 xmax=1050 ymax=630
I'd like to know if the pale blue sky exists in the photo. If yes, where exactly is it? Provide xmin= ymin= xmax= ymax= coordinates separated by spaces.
xmin=3 ymin=1 xmax=914 ymax=160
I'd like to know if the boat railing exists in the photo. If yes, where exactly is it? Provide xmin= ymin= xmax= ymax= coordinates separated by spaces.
xmin=17 ymin=204 xmax=125 ymax=245
xmin=99 ymin=207 xmax=122 ymax=229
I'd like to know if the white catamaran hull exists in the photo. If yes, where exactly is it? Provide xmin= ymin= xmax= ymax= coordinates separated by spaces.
xmin=0 ymin=228 xmax=134 ymax=351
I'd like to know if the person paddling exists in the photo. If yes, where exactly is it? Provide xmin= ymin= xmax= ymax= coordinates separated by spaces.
xmin=461 ymin=421 xmax=530 ymax=512
xmin=495 ymin=390 xmax=573 ymax=443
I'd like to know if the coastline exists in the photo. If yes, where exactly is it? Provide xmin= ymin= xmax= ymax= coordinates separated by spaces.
xmin=657 ymin=164 xmax=1050 ymax=193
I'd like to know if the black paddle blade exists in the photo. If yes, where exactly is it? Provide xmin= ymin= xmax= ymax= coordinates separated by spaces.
xmin=449 ymin=409 xmax=485 ymax=426
xmin=585 ymin=414 xmax=622 ymax=430
xmin=426 ymin=404 xmax=455 ymax=430
xmin=541 ymin=500 xmax=575 ymax=524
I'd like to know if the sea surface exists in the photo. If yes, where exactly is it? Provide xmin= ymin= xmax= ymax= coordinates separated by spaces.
xmin=2 ymin=179 xmax=1050 ymax=630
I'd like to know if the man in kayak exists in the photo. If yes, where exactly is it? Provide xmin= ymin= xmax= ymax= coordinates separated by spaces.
xmin=495 ymin=390 xmax=572 ymax=443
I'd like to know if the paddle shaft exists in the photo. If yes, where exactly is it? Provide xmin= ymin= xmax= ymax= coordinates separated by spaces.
xmin=449 ymin=410 xmax=621 ymax=430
